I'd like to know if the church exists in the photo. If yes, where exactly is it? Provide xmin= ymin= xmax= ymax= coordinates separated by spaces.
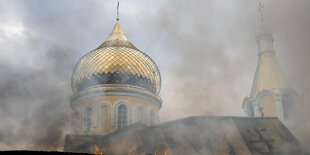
xmin=69 ymin=18 xmax=161 ymax=136
xmin=241 ymin=3 xmax=303 ymax=138
xmin=64 ymin=3 xmax=304 ymax=154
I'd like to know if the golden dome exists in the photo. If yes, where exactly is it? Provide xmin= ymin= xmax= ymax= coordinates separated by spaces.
xmin=71 ymin=21 xmax=161 ymax=95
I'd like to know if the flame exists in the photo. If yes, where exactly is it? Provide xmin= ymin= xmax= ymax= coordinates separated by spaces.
xmin=94 ymin=144 xmax=103 ymax=155
xmin=164 ymin=148 xmax=172 ymax=155
xmin=93 ymin=144 xmax=172 ymax=155
xmin=154 ymin=148 xmax=172 ymax=155
xmin=128 ymin=145 xmax=137 ymax=155
xmin=154 ymin=150 xmax=161 ymax=155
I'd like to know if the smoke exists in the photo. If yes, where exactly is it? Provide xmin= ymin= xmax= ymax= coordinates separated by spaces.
xmin=266 ymin=0 xmax=310 ymax=149
xmin=0 ymin=45 xmax=74 ymax=150
xmin=0 ymin=0 xmax=112 ymax=151
xmin=153 ymin=0 xmax=310 ymax=150
xmin=152 ymin=1 xmax=258 ymax=121
xmin=0 ymin=0 xmax=310 ymax=152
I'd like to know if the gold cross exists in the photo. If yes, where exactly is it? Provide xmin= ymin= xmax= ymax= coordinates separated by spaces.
xmin=117 ymin=1 xmax=119 ymax=20
xmin=258 ymin=2 xmax=264 ymax=23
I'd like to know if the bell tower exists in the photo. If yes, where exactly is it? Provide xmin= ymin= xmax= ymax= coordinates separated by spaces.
xmin=242 ymin=3 xmax=301 ymax=124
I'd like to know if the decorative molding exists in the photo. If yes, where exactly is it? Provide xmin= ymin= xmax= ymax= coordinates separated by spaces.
xmin=70 ymin=85 xmax=162 ymax=109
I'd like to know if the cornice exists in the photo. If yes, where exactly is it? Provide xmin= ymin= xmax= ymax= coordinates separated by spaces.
xmin=70 ymin=84 xmax=162 ymax=109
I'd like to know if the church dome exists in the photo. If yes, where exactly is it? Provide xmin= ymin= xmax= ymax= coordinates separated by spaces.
xmin=71 ymin=21 xmax=161 ymax=95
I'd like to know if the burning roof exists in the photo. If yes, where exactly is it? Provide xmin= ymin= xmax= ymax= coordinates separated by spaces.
xmin=64 ymin=116 xmax=304 ymax=154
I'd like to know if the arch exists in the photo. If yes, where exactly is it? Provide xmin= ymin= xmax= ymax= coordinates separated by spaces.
xmin=100 ymin=102 xmax=112 ymax=129
xmin=84 ymin=107 xmax=92 ymax=132
xmin=117 ymin=104 xmax=128 ymax=129
xmin=114 ymin=100 xmax=130 ymax=108
xmin=256 ymin=90 xmax=276 ymax=100
xmin=113 ymin=100 xmax=130 ymax=127
xmin=92 ymin=104 xmax=99 ymax=128
xmin=150 ymin=110 xmax=156 ymax=126
xmin=258 ymin=94 xmax=276 ymax=117
xmin=136 ymin=106 xmax=144 ymax=123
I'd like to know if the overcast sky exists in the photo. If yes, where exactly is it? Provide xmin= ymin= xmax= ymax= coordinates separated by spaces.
xmin=0 ymin=0 xmax=309 ymax=151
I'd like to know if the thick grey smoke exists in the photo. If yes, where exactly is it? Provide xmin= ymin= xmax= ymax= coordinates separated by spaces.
xmin=152 ymin=0 xmax=310 ymax=150
xmin=0 ymin=0 xmax=110 ymax=150
xmin=0 ymin=0 xmax=309 ymax=151
xmin=266 ymin=1 xmax=310 ymax=149
xmin=0 ymin=45 xmax=73 ymax=150
xmin=154 ymin=1 xmax=259 ymax=120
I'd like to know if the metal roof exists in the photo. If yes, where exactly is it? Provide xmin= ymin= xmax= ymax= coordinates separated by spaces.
xmin=64 ymin=116 xmax=304 ymax=154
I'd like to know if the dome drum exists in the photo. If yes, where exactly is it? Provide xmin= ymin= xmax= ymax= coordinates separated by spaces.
xmin=70 ymin=84 xmax=162 ymax=109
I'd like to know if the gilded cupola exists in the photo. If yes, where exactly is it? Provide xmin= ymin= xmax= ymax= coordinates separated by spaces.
xmin=69 ymin=3 xmax=161 ymax=135
xmin=71 ymin=20 xmax=161 ymax=96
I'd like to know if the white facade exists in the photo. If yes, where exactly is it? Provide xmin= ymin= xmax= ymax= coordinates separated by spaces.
xmin=242 ymin=27 xmax=301 ymax=124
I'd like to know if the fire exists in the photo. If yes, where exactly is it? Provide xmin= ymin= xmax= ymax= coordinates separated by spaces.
xmin=94 ymin=144 xmax=103 ymax=155
xmin=164 ymin=148 xmax=172 ymax=155
xmin=92 ymin=144 xmax=172 ymax=155
xmin=154 ymin=148 xmax=172 ymax=155
xmin=154 ymin=150 xmax=161 ymax=155
xmin=128 ymin=145 xmax=137 ymax=155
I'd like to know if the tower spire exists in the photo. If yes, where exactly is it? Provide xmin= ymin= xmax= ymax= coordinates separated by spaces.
xmin=117 ymin=1 xmax=119 ymax=21
xmin=258 ymin=2 xmax=264 ymax=27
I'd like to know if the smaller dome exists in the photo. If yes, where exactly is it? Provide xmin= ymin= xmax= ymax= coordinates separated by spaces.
xmin=71 ymin=21 xmax=161 ymax=95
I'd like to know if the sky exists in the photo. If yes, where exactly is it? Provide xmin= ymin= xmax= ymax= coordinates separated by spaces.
xmin=0 ymin=0 xmax=310 ymax=151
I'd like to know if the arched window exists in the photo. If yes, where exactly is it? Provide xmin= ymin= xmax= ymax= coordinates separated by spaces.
xmin=137 ymin=107 xmax=144 ymax=123
xmin=84 ymin=107 xmax=92 ymax=132
xmin=101 ymin=104 xmax=109 ymax=129
xmin=150 ymin=110 xmax=156 ymax=126
xmin=259 ymin=95 xmax=276 ymax=117
xmin=117 ymin=104 xmax=128 ymax=129
xmin=283 ymin=93 xmax=296 ymax=120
